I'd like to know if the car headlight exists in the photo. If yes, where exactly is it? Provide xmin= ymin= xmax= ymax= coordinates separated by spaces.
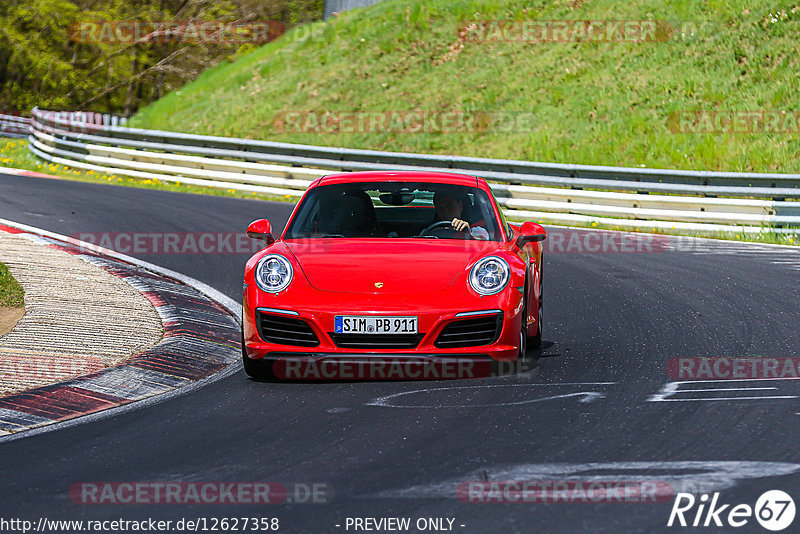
xmin=469 ymin=256 xmax=510 ymax=296
xmin=255 ymin=254 xmax=293 ymax=293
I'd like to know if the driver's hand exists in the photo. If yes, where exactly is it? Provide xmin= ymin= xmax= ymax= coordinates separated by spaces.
xmin=451 ymin=218 xmax=469 ymax=232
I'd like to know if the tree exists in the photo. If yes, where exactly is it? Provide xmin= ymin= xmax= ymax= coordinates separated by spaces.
xmin=0 ymin=0 xmax=324 ymax=115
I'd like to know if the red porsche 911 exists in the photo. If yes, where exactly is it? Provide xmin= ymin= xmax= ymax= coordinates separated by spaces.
xmin=241 ymin=171 xmax=546 ymax=379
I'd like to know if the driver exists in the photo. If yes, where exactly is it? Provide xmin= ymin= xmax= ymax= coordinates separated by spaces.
xmin=432 ymin=191 xmax=489 ymax=240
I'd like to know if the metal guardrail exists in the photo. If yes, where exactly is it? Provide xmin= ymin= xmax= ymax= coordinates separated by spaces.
xmin=0 ymin=114 xmax=32 ymax=138
xmin=2 ymin=111 xmax=128 ymax=138
xmin=22 ymin=107 xmax=800 ymax=234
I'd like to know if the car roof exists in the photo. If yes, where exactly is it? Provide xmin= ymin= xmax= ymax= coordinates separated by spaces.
xmin=317 ymin=170 xmax=480 ymax=187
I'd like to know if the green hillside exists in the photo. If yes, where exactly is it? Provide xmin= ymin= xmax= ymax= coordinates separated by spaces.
xmin=131 ymin=0 xmax=800 ymax=173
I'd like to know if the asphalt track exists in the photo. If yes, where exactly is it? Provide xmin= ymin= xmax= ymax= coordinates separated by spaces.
xmin=1 ymin=172 xmax=799 ymax=533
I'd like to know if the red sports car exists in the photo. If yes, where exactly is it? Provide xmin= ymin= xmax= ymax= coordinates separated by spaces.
xmin=241 ymin=171 xmax=547 ymax=379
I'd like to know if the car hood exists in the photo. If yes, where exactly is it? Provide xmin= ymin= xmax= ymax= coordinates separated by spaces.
xmin=284 ymin=239 xmax=500 ymax=294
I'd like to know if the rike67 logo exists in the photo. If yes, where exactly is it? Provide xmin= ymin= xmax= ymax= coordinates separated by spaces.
xmin=668 ymin=490 xmax=795 ymax=531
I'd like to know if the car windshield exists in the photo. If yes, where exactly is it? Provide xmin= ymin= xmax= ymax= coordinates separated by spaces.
xmin=284 ymin=181 xmax=503 ymax=241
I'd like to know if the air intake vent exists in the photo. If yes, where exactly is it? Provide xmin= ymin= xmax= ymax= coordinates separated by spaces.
xmin=329 ymin=333 xmax=424 ymax=350
xmin=434 ymin=313 xmax=502 ymax=348
xmin=257 ymin=312 xmax=319 ymax=347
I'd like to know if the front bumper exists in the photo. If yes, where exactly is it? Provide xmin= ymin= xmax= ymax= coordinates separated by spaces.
xmin=243 ymin=295 xmax=524 ymax=364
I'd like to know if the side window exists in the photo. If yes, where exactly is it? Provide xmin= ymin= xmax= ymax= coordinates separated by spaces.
xmin=472 ymin=192 xmax=497 ymax=236
xmin=486 ymin=187 xmax=513 ymax=241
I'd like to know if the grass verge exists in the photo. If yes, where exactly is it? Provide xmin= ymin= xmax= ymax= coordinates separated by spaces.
xmin=0 ymin=262 xmax=24 ymax=308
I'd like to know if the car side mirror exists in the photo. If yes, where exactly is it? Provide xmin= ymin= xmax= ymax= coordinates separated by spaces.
xmin=516 ymin=221 xmax=547 ymax=248
xmin=246 ymin=219 xmax=274 ymax=245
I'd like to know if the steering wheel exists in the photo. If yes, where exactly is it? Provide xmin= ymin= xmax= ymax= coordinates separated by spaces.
xmin=417 ymin=220 xmax=473 ymax=239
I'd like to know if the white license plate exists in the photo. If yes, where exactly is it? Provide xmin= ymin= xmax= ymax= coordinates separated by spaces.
xmin=335 ymin=316 xmax=418 ymax=334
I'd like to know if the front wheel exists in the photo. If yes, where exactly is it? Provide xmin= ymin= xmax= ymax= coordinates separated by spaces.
xmin=530 ymin=257 xmax=543 ymax=349
xmin=242 ymin=333 xmax=274 ymax=379
xmin=518 ymin=295 xmax=528 ymax=360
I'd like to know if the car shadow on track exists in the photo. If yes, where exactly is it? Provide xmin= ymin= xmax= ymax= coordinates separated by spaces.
xmin=243 ymin=341 xmax=560 ymax=384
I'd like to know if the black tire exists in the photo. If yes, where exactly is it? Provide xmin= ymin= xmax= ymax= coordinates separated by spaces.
xmin=530 ymin=256 xmax=543 ymax=349
xmin=518 ymin=291 xmax=528 ymax=361
xmin=242 ymin=332 xmax=274 ymax=379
